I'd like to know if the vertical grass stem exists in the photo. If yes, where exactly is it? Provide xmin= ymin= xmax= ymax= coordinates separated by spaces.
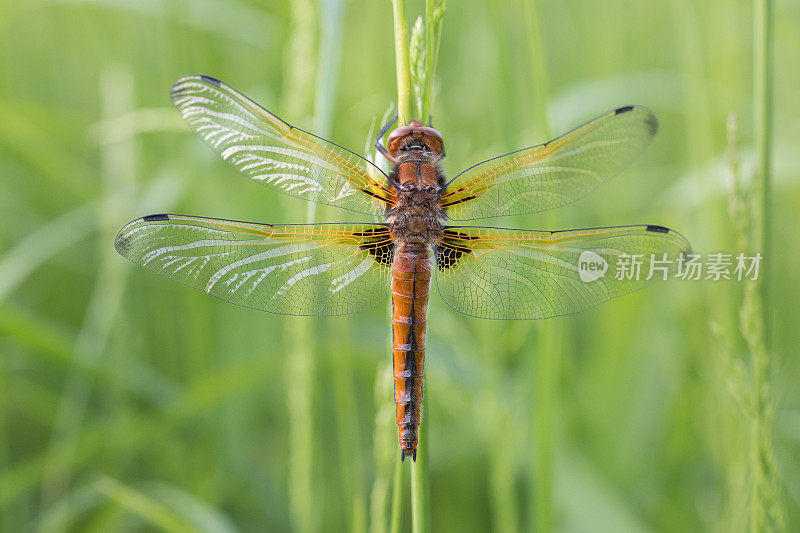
xmin=749 ymin=0 xmax=782 ymax=531
xmin=283 ymin=1 xmax=319 ymax=531
xmin=391 ymin=0 xmax=412 ymax=125
xmin=523 ymin=2 xmax=558 ymax=531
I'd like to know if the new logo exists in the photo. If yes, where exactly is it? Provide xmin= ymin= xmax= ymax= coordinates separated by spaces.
xmin=578 ymin=251 xmax=608 ymax=282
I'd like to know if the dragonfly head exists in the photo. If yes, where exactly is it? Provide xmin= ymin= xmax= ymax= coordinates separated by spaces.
xmin=387 ymin=121 xmax=444 ymax=159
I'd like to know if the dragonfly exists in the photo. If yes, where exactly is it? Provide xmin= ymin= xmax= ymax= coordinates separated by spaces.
xmin=115 ymin=75 xmax=690 ymax=461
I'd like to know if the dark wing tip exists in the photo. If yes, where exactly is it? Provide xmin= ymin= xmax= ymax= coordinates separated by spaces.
xmin=644 ymin=224 xmax=693 ymax=255
xmin=172 ymin=74 xmax=222 ymax=86
xmin=115 ymin=214 xmax=170 ymax=257
xmin=645 ymin=224 xmax=669 ymax=233
xmin=615 ymin=105 xmax=658 ymax=137
xmin=142 ymin=213 xmax=170 ymax=221
xmin=199 ymin=74 xmax=222 ymax=86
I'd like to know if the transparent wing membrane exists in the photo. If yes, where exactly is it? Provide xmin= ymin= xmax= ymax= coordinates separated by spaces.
xmin=123 ymin=83 xmax=688 ymax=321
xmin=441 ymin=106 xmax=658 ymax=220
xmin=171 ymin=75 xmax=395 ymax=216
xmin=435 ymin=224 xmax=690 ymax=319
xmin=115 ymin=214 xmax=393 ymax=316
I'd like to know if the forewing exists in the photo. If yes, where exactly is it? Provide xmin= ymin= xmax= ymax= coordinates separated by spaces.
xmin=435 ymin=224 xmax=690 ymax=319
xmin=171 ymin=75 xmax=395 ymax=216
xmin=441 ymin=106 xmax=658 ymax=220
xmin=115 ymin=214 xmax=394 ymax=316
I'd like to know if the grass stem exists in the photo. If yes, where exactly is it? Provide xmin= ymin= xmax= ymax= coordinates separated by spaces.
xmin=41 ymin=66 xmax=135 ymax=506
xmin=410 ymin=420 xmax=430 ymax=533
xmin=523 ymin=0 xmax=550 ymax=138
xmin=286 ymin=321 xmax=316 ymax=533
xmin=389 ymin=456 xmax=404 ymax=533
xmin=753 ymin=0 xmax=772 ymax=348
xmin=421 ymin=0 xmax=435 ymax=121
xmin=284 ymin=1 xmax=321 ymax=530
xmin=313 ymin=2 xmax=368 ymax=531
xmin=749 ymin=0 xmax=782 ymax=531
xmin=523 ymin=2 xmax=558 ymax=531
xmin=371 ymin=361 xmax=396 ymax=533
xmin=332 ymin=320 xmax=368 ymax=533
xmin=391 ymin=0 xmax=412 ymax=124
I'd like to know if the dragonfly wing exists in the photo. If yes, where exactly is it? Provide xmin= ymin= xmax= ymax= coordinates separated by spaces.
xmin=171 ymin=75 xmax=395 ymax=216
xmin=441 ymin=106 xmax=657 ymax=220
xmin=115 ymin=214 xmax=394 ymax=316
xmin=435 ymin=224 xmax=690 ymax=319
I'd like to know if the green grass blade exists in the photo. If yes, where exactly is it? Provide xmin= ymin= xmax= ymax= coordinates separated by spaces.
xmin=391 ymin=0 xmax=412 ymax=124
xmin=93 ymin=477 xmax=195 ymax=533
xmin=389 ymin=457 xmax=404 ymax=533
xmin=41 ymin=66 xmax=136 ymax=506
xmin=410 ymin=419 xmax=430 ymax=533
xmin=283 ymin=1 xmax=319 ymax=530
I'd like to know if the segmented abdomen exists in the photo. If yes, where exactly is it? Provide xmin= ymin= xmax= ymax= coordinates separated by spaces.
xmin=391 ymin=243 xmax=431 ymax=461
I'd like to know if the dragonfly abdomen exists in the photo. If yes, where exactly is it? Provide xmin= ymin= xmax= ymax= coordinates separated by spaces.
xmin=391 ymin=243 xmax=431 ymax=462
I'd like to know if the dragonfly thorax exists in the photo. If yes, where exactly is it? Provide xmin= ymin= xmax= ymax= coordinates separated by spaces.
xmin=387 ymin=153 xmax=447 ymax=246
xmin=387 ymin=189 xmax=445 ymax=246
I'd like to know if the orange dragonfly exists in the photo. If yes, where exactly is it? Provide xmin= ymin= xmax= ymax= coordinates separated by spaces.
xmin=115 ymin=75 xmax=690 ymax=461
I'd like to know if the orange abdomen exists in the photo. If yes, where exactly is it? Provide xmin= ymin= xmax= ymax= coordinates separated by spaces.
xmin=391 ymin=243 xmax=431 ymax=461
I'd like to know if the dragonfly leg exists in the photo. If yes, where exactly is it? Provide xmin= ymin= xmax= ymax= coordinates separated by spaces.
xmin=375 ymin=114 xmax=398 ymax=163
xmin=376 ymin=114 xmax=398 ymax=144
xmin=375 ymin=114 xmax=400 ymax=190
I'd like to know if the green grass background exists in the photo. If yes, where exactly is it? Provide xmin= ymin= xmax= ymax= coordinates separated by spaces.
xmin=1 ymin=0 xmax=799 ymax=531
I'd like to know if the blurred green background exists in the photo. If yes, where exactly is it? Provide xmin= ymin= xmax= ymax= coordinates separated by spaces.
xmin=1 ymin=0 xmax=799 ymax=531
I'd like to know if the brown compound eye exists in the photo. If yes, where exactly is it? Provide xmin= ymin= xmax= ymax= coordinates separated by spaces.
xmin=387 ymin=121 xmax=445 ymax=156
xmin=418 ymin=126 xmax=443 ymax=145
xmin=387 ymin=125 xmax=415 ymax=146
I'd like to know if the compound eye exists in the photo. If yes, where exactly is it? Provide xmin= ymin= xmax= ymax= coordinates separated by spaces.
xmin=419 ymin=126 xmax=443 ymax=143
xmin=388 ymin=125 xmax=414 ymax=145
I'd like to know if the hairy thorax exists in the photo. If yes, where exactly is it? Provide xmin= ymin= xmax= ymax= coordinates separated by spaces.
xmin=386 ymin=153 xmax=446 ymax=246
